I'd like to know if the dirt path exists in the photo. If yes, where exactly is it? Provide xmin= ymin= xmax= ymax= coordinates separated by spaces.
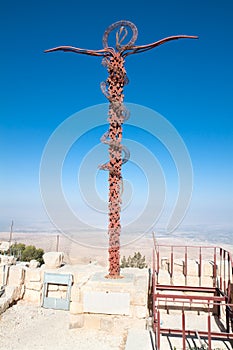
xmin=0 ymin=300 xmax=125 ymax=350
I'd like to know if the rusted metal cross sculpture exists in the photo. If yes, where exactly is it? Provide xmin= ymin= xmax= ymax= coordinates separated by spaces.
xmin=45 ymin=20 xmax=197 ymax=278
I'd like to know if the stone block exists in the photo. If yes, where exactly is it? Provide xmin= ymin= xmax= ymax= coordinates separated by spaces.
xmin=0 ymin=241 xmax=11 ymax=252
xmin=24 ymin=268 xmax=41 ymax=282
xmin=29 ymin=260 xmax=40 ymax=268
xmin=23 ymin=289 xmax=41 ymax=305
xmin=69 ymin=314 xmax=84 ymax=329
xmin=70 ymin=284 xmax=81 ymax=302
xmin=134 ymin=305 xmax=148 ymax=319
xmin=8 ymin=266 xmax=25 ymax=286
xmin=70 ymin=301 xmax=83 ymax=314
xmin=135 ymin=275 xmax=148 ymax=291
xmin=43 ymin=252 xmax=64 ymax=269
xmin=0 ymin=255 xmax=16 ymax=266
xmin=5 ymin=285 xmax=23 ymax=303
xmin=83 ymin=291 xmax=130 ymax=315
xmin=132 ymin=290 xmax=147 ymax=306
xmin=25 ymin=281 xmax=42 ymax=291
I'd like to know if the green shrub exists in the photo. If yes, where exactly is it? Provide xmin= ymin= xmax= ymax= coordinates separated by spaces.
xmin=9 ymin=243 xmax=26 ymax=260
xmin=9 ymin=243 xmax=44 ymax=265
xmin=121 ymin=251 xmax=147 ymax=269
xmin=21 ymin=245 xmax=44 ymax=265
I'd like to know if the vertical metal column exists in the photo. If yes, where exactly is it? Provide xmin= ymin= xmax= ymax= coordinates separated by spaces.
xmin=182 ymin=308 xmax=186 ymax=350
xmin=207 ymin=306 xmax=212 ymax=350
xmin=170 ymin=246 xmax=174 ymax=284
xmin=199 ymin=247 xmax=202 ymax=287
xmin=213 ymin=247 xmax=217 ymax=287
xmin=101 ymin=55 xmax=127 ymax=277
xmin=157 ymin=309 xmax=161 ymax=350
xmin=184 ymin=246 xmax=188 ymax=286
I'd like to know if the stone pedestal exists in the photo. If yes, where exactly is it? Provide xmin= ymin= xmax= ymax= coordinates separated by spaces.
xmin=69 ymin=268 xmax=149 ymax=330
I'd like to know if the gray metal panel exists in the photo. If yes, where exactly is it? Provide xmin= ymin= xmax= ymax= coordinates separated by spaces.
xmin=42 ymin=272 xmax=73 ymax=310
xmin=42 ymin=296 xmax=70 ymax=310
xmin=43 ymin=272 xmax=73 ymax=285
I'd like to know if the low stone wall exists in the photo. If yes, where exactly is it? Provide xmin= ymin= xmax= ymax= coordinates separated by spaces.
xmin=0 ymin=252 xmax=149 ymax=332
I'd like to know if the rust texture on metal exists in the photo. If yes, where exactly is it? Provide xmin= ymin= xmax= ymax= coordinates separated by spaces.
xmin=45 ymin=21 xmax=198 ymax=278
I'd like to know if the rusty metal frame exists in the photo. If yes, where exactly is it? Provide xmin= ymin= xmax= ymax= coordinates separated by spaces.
xmin=45 ymin=22 xmax=197 ymax=278
xmin=152 ymin=243 xmax=233 ymax=349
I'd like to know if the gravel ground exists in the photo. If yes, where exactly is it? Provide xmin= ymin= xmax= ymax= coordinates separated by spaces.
xmin=0 ymin=301 xmax=126 ymax=350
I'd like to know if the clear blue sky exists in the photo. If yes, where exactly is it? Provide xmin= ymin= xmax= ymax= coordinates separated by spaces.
xmin=0 ymin=0 xmax=232 ymax=233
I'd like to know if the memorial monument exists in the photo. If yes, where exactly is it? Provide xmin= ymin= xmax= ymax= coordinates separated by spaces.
xmin=45 ymin=20 xmax=197 ymax=278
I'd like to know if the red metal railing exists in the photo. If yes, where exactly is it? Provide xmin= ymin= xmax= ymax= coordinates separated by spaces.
xmin=153 ymin=244 xmax=233 ymax=293
xmin=152 ymin=244 xmax=233 ymax=350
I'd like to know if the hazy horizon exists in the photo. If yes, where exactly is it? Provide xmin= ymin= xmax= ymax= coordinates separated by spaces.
xmin=1 ymin=1 xmax=232 ymax=240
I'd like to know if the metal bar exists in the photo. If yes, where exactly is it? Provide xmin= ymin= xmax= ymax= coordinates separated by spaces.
xmin=228 ymin=252 xmax=231 ymax=288
xmin=184 ymin=246 xmax=187 ymax=286
xmin=170 ymin=246 xmax=173 ymax=283
xmin=224 ymin=249 xmax=227 ymax=293
xmin=199 ymin=246 xmax=202 ymax=286
xmin=215 ymin=287 xmax=221 ymax=318
xmin=56 ymin=234 xmax=59 ymax=252
xmin=213 ymin=246 xmax=217 ymax=287
xmin=152 ymin=250 xmax=156 ymax=330
xmin=8 ymin=220 xmax=13 ymax=255
xmin=182 ymin=308 xmax=186 ymax=350
xmin=220 ymin=248 xmax=223 ymax=290
xmin=156 ymin=285 xmax=216 ymax=293
xmin=160 ymin=328 xmax=233 ymax=339
xmin=196 ymin=330 xmax=205 ymax=349
xmin=207 ymin=307 xmax=211 ymax=350
xmin=153 ymin=244 xmax=219 ymax=249
xmin=157 ymin=249 xmax=160 ymax=284
xmin=157 ymin=309 xmax=161 ymax=350
xmin=152 ymin=249 xmax=155 ymax=279
xmin=226 ymin=297 xmax=230 ymax=333
xmin=155 ymin=293 xmax=225 ymax=302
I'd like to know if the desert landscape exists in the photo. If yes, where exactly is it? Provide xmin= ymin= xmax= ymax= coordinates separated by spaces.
xmin=0 ymin=230 xmax=232 ymax=349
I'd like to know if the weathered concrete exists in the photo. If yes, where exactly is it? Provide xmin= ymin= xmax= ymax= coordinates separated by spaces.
xmin=84 ymin=290 xmax=131 ymax=315
xmin=125 ymin=330 xmax=152 ymax=350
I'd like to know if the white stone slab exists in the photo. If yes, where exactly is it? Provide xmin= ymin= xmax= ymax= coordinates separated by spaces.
xmin=83 ymin=291 xmax=130 ymax=315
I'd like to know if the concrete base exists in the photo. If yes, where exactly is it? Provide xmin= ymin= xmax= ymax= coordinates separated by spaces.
xmin=83 ymin=272 xmax=134 ymax=316
xmin=70 ymin=268 xmax=149 ymax=330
